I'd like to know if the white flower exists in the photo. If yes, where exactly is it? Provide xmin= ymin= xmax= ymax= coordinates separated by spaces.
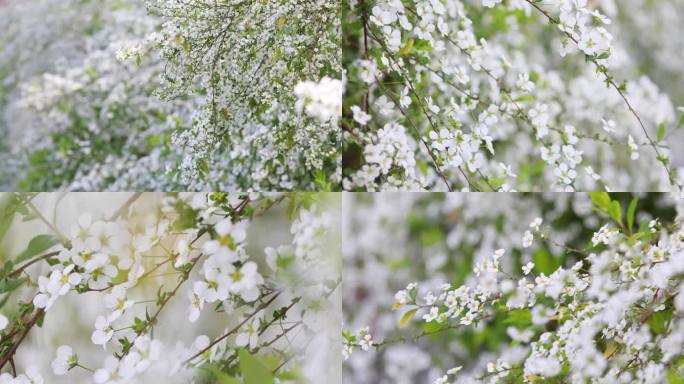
xmin=174 ymin=238 xmax=193 ymax=268
xmin=358 ymin=327 xmax=373 ymax=351
xmin=351 ymin=105 xmax=371 ymax=125
xmin=530 ymin=217 xmax=543 ymax=231
xmin=294 ymin=77 xmax=343 ymax=122
xmin=399 ymin=87 xmax=411 ymax=109
xmin=93 ymin=356 xmax=120 ymax=384
xmin=499 ymin=163 xmax=517 ymax=178
xmin=118 ymin=336 xmax=162 ymax=378
xmin=628 ymin=135 xmax=640 ymax=160
xmin=585 ymin=166 xmax=601 ymax=180
xmin=394 ymin=289 xmax=410 ymax=305
xmin=0 ymin=367 xmax=43 ymax=384
xmin=264 ymin=245 xmax=294 ymax=271
xmin=522 ymin=231 xmax=534 ymax=248
xmin=554 ymin=163 xmax=577 ymax=185
xmin=482 ymin=0 xmax=502 ymax=8
xmin=227 ymin=262 xmax=263 ymax=302
xmin=187 ymin=288 xmax=205 ymax=323
xmin=195 ymin=265 xmax=231 ymax=303
xmin=202 ymin=219 xmax=247 ymax=263
xmin=91 ymin=315 xmax=115 ymax=346
xmin=601 ymin=118 xmax=616 ymax=133
xmin=522 ymin=262 xmax=535 ymax=275
xmin=235 ymin=312 xmax=262 ymax=349
xmin=0 ymin=314 xmax=7 ymax=331
xmin=103 ymin=285 xmax=134 ymax=321
xmin=83 ymin=253 xmax=117 ymax=289
xmin=33 ymin=265 xmax=81 ymax=310
xmin=51 ymin=345 xmax=77 ymax=375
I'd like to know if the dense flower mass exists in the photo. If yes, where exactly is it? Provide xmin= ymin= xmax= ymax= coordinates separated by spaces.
xmin=342 ymin=0 xmax=684 ymax=192
xmin=0 ymin=0 xmax=341 ymax=191
xmin=343 ymin=192 xmax=684 ymax=383
xmin=0 ymin=192 xmax=340 ymax=383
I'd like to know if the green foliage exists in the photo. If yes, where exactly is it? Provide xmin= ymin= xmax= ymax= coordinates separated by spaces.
xmin=399 ymin=308 xmax=419 ymax=328
xmin=589 ymin=192 xmax=623 ymax=227
xmin=626 ymin=196 xmax=639 ymax=232
xmin=649 ymin=307 xmax=673 ymax=335
xmin=205 ymin=365 xmax=240 ymax=384
xmin=658 ymin=122 xmax=666 ymax=142
xmin=15 ymin=234 xmax=58 ymax=263
xmin=238 ymin=349 xmax=275 ymax=384
xmin=533 ymin=246 xmax=561 ymax=275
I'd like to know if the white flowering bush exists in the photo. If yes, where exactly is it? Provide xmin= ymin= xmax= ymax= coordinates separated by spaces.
xmin=342 ymin=0 xmax=684 ymax=192
xmin=343 ymin=192 xmax=684 ymax=383
xmin=0 ymin=0 xmax=341 ymax=191
xmin=0 ymin=192 xmax=340 ymax=383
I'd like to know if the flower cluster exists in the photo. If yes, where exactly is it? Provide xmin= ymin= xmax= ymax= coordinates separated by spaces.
xmin=342 ymin=192 xmax=684 ymax=383
xmin=0 ymin=192 xmax=340 ymax=383
xmin=0 ymin=0 xmax=341 ymax=191
xmin=147 ymin=0 xmax=342 ymax=190
xmin=342 ymin=0 xmax=684 ymax=192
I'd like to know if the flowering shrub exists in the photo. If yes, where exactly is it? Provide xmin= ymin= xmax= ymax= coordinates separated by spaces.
xmin=343 ymin=192 xmax=684 ymax=383
xmin=0 ymin=0 xmax=341 ymax=191
xmin=342 ymin=0 xmax=684 ymax=192
xmin=0 ymin=192 xmax=340 ymax=383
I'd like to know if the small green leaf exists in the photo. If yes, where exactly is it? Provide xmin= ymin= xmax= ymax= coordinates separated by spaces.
xmin=658 ymin=122 xmax=666 ymax=142
xmin=16 ymin=234 xmax=58 ymax=263
xmin=603 ymin=341 xmax=619 ymax=358
xmin=589 ymin=192 xmax=611 ymax=210
xmin=533 ymin=246 xmax=560 ymax=275
xmin=399 ymin=38 xmax=414 ymax=56
xmin=276 ymin=16 xmax=286 ymax=30
xmin=513 ymin=95 xmax=535 ymax=102
xmin=649 ymin=307 xmax=673 ymax=335
xmin=205 ymin=365 xmax=240 ymax=384
xmin=0 ymin=277 xmax=26 ymax=293
xmin=502 ymin=309 xmax=532 ymax=328
xmin=239 ymin=349 xmax=275 ymax=384
xmin=399 ymin=308 xmax=418 ymax=328
xmin=627 ymin=196 xmax=638 ymax=232
xmin=608 ymin=200 xmax=623 ymax=227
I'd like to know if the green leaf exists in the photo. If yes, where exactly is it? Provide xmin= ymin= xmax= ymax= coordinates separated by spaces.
xmin=589 ymin=192 xmax=611 ymax=210
xmin=668 ymin=357 xmax=684 ymax=383
xmin=399 ymin=308 xmax=418 ymax=328
xmin=533 ymin=246 xmax=560 ymax=275
xmin=658 ymin=122 xmax=666 ymax=142
xmin=16 ymin=234 xmax=58 ymax=263
xmin=205 ymin=365 xmax=240 ymax=384
xmin=0 ymin=277 xmax=26 ymax=293
xmin=603 ymin=341 xmax=619 ymax=358
xmin=239 ymin=349 xmax=275 ymax=384
xmin=399 ymin=38 xmax=414 ymax=56
xmin=608 ymin=200 xmax=623 ymax=227
xmin=512 ymin=95 xmax=535 ymax=103
xmin=0 ymin=195 xmax=19 ymax=242
xmin=277 ymin=369 xmax=302 ymax=381
xmin=649 ymin=307 xmax=673 ymax=335
xmin=502 ymin=309 xmax=532 ymax=328
xmin=627 ymin=196 xmax=638 ymax=232
xmin=668 ymin=367 xmax=684 ymax=384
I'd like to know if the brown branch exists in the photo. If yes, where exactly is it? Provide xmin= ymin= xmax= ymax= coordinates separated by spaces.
xmin=0 ymin=309 xmax=44 ymax=370
xmin=184 ymin=291 xmax=281 ymax=364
